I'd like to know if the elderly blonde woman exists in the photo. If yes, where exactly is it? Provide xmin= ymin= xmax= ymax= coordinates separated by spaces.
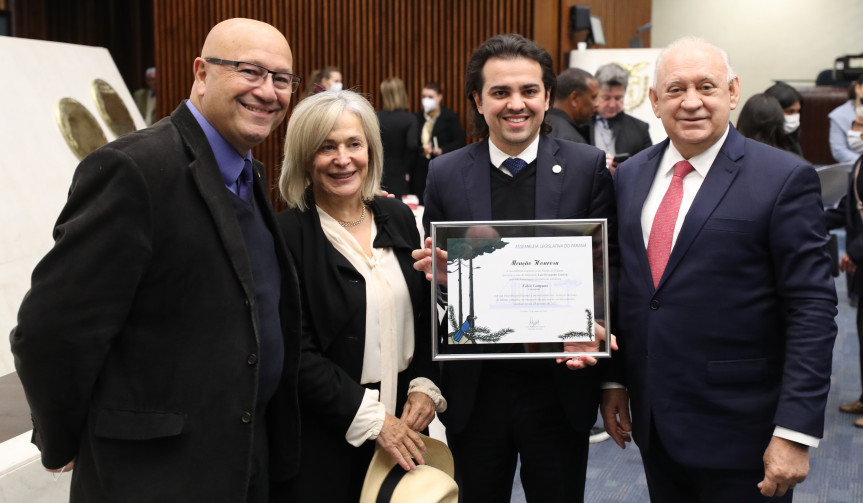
xmin=275 ymin=90 xmax=445 ymax=502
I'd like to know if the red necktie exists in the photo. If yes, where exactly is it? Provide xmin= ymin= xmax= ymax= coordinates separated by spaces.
xmin=647 ymin=160 xmax=694 ymax=287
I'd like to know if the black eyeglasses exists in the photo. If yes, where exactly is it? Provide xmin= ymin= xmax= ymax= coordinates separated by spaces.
xmin=205 ymin=58 xmax=302 ymax=93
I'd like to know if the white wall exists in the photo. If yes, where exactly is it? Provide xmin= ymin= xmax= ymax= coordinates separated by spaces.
xmin=652 ymin=0 xmax=863 ymax=122
xmin=0 ymin=37 xmax=145 ymax=377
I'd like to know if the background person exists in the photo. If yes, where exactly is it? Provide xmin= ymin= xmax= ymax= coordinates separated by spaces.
xmin=377 ymin=77 xmax=419 ymax=198
xmin=825 ymin=122 xmax=863 ymax=429
xmin=546 ymin=67 xmax=598 ymax=144
xmin=736 ymin=92 xmax=790 ymax=151
xmin=589 ymin=62 xmax=653 ymax=174
xmin=829 ymin=74 xmax=863 ymax=164
xmin=764 ymin=81 xmax=804 ymax=157
xmin=275 ymin=90 xmax=444 ymax=502
xmin=604 ymin=37 xmax=837 ymax=502
xmin=413 ymin=82 xmax=465 ymax=204
xmin=10 ymin=18 xmax=302 ymax=502
xmin=133 ymin=66 xmax=157 ymax=125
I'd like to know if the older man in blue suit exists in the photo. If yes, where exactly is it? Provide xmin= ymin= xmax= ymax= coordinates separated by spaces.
xmin=602 ymin=37 xmax=837 ymax=502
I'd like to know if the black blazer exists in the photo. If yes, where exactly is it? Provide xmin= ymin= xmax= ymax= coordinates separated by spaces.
xmin=588 ymin=111 xmax=653 ymax=157
xmin=422 ymin=135 xmax=617 ymax=435
xmin=826 ymin=155 xmax=863 ymax=294
xmin=276 ymin=193 xmax=436 ymax=435
xmin=377 ymin=109 xmax=419 ymax=197
xmin=10 ymin=103 xmax=302 ymax=501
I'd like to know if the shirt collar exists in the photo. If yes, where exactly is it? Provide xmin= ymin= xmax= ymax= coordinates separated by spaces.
xmin=660 ymin=124 xmax=730 ymax=178
xmin=185 ymin=100 xmax=252 ymax=188
xmin=488 ymin=134 xmax=540 ymax=170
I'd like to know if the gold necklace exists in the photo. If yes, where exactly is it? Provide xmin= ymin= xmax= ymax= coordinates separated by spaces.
xmin=337 ymin=204 xmax=366 ymax=228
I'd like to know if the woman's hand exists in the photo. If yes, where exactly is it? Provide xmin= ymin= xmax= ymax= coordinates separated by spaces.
xmin=376 ymin=413 xmax=426 ymax=470
xmin=400 ymin=392 xmax=436 ymax=432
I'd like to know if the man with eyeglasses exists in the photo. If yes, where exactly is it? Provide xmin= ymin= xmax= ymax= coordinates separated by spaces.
xmin=10 ymin=18 xmax=302 ymax=502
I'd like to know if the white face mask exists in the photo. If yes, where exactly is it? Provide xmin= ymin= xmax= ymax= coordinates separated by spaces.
xmin=329 ymin=82 xmax=343 ymax=92
xmin=422 ymin=97 xmax=437 ymax=114
xmin=783 ymin=113 xmax=800 ymax=134
xmin=848 ymin=130 xmax=863 ymax=153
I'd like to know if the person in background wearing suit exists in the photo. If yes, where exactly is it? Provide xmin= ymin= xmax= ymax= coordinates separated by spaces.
xmin=825 ymin=121 xmax=863 ymax=428
xmin=413 ymin=82 xmax=465 ymax=204
xmin=275 ymin=90 xmax=444 ymax=502
xmin=589 ymin=62 xmax=653 ymax=175
xmin=413 ymin=33 xmax=616 ymax=503
xmin=9 ymin=18 xmax=302 ymax=502
xmin=133 ymin=66 xmax=157 ymax=125
xmin=546 ymin=67 xmax=598 ymax=144
xmin=377 ymin=77 xmax=420 ymax=198
xmin=601 ymin=37 xmax=837 ymax=502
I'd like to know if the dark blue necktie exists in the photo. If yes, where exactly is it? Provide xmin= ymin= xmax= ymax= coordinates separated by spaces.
xmin=502 ymin=157 xmax=527 ymax=176
xmin=237 ymin=159 xmax=253 ymax=201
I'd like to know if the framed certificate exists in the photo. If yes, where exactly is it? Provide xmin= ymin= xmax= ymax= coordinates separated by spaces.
xmin=430 ymin=219 xmax=611 ymax=361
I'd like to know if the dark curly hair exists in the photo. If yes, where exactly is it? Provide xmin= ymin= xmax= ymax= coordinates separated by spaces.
xmin=464 ymin=33 xmax=555 ymax=138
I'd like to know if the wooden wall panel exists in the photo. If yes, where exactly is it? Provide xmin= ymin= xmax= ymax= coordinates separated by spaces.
xmin=8 ymin=0 xmax=154 ymax=92
xmin=153 ymin=0 xmax=540 ymax=207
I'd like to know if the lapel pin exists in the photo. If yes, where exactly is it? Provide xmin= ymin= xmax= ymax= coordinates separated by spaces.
xmin=552 ymin=165 xmax=562 ymax=174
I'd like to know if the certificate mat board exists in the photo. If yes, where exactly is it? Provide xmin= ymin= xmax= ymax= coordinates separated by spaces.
xmin=430 ymin=220 xmax=611 ymax=360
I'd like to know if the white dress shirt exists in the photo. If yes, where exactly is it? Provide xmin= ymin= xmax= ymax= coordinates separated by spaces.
xmin=488 ymin=135 xmax=539 ymax=175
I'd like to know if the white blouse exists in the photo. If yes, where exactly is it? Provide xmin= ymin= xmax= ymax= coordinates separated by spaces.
xmin=316 ymin=206 xmax=444 ymax=447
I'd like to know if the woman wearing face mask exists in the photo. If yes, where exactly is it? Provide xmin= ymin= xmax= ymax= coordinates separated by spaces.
xmin=736 ymin=93 xmax=790 ymax=152
xmin=764 ymin=81 xmax=804 ymax=157
xmin=828 ymin=75 xmax=863 ymax=164
xmin=412 ymin=82 xmax=466 ymax=204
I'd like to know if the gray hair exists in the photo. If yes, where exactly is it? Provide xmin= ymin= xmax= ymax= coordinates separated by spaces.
xmin=595 ymin=63 xmax=629 ymax=90
xmin=279 ymin=90 xmax=383 ymax=210
xmin=652 ymin=37 xmax=737 ymax=88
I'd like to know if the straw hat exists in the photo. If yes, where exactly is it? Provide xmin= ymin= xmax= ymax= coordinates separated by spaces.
xmin=359 ymin=434 xmax=458 ymax=503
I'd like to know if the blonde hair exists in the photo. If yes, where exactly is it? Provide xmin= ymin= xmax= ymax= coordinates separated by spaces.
xmin=380 ymin=77 xmax=410 ymax=111
xmin=279 ymin=90 xmax=383 ymax=210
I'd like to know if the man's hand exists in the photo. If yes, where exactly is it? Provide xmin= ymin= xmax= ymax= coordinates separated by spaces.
xmin=840 ymin=253 xmax=856 ymax=274
xmin=46 ymin=459 xmax=75 ymax=479
xmin=400 ymin=392 xmax=436 ymax=432
xmin=758 ymin=436 xmax=809 ymax=497
xmin=556 ymin=324 xmax=617 ymax=370
xmin=376 ymin=414 xmax=427 ymax=471
xmin=411 ymin=237 xmax=448 ymax=284
xmin=600 ymin=388 xmax=632 ymax=448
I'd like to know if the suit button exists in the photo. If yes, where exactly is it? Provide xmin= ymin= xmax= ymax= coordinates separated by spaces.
xmin=247 ymin=354 xmax=258 ymax=366
xmin=241 ymin=412 xmax=252 ymax=424
xmin=244 ymin=299 xmax=250 ymax=307
xmin=650 ymin=299 xmax=661 ymax=310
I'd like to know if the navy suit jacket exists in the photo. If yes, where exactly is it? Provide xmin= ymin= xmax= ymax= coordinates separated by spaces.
xmin=614 ymin=126 xmax=837 ymax=470
xmin=422 ymin=135 xmax=617 ymax=435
